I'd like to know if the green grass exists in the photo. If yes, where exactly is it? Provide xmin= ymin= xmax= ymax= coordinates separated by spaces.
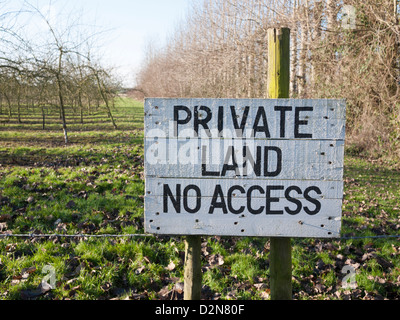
xmin=1 ymin=98 xmax=400 ymax=300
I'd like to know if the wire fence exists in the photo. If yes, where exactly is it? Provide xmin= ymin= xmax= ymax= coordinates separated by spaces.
xmin=0 ymin=233 xmax=152 ymax=239
xmin=1 ymin=232 xmax=400 ymax=241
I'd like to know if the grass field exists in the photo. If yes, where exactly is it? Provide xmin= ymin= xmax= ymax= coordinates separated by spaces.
xmin=1 ymin=98 xmax=400 ymax=300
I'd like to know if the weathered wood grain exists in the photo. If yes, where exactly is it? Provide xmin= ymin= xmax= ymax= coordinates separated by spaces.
xmin=144 ymin=98 xmax=346 ymax=238
xmin=145 ymin=98 xmax=346 ymax=140
xmin=145 ymin=178 xmax=344 ymax=199
xmin=145 ymin=196 xmax=342 ymax=238
xmin=145 ymin=139 xmax=344 ymax=180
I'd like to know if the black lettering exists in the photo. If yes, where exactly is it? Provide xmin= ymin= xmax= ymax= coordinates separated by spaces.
xmin=264 ymin=147 xmax=282 ymax=177
xmin=209 ymin=185 xmax=228 ymax=214
xmin=221 ymin=147 xmax=240 ymax=176
xmin=284 ymin=186 xmax=302 ymax=215
xmin=253 ymin=107 xmax=271 ymax=138
xmin=228 ymin=186 xmax=246 ymax=214
xmin=266 ymin=186 xmax=284 ymax=215
xmin=247 ymin=186 xmax=265 ymax=215
xmin=194 ymin=106 xmax=212 ymax=137
xmin=202 ymin=146 xmax=220 ymax=177
xmin=218 ymin=106 xmax=224 ymax=137
xmin=184 ymin=185 xmax=201 ymax=214
xmin=243 ymin=146 xmax=261 ymax=177
xmin=295 ymin=107 xmax=313 ymax=139
xmin=163 ymin=184 xmax=181 ymax=213
xmin=275 ymin=106 xmax=292 ymax=138
xmin=304 ymin=186 xmax=322 ymax=215
xmin=231 ymin=106 xmax=250 ymax=137
xmin=174 ymin=106 xmax=192 ymax=137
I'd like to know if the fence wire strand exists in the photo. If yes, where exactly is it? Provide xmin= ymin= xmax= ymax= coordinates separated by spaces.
xmin=1 ymin=233 xmax=400 ymax=241
xmin=0 ymin=233 xmax=153 ymax=239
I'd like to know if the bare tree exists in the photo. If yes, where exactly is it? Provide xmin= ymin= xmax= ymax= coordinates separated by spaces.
xmin=0 ymin=1 xmax=120 ymax=142
xmin=137 ymin=0 xmax=400 ymax=157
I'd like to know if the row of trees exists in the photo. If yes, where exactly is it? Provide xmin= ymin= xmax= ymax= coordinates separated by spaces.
xmin=137 ymin=0 xmax=400 ymax=157
xmin=0 ymin=1 xmax=120 ymax=143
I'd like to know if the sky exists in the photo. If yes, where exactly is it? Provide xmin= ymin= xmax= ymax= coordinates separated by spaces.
xmin=5 ymin=0 xmax=191 ymax=87
xmin=85 ymin=0 xmax=191 ymax=87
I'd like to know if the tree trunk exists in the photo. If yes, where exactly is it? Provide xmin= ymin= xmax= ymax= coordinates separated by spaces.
xmin=95 ymin=73 xmax=117 ymax=130
xmin=59 ymin=91 xmax=68 ymax=144
xmin=17 ymin=95 xmax=22 ymax=124
xmin=41 ymin=106 xmax=46 ymax=130
xmin=298 ymin=20 xmax=308 ymax=98
xmin=325 ymin=0 xmax=337 ymax=88
xmin=4 ymin=93 xmax=12 ymax=120
xmin=78 ymin=91 xmax=84 ymax=124
xmin=290 ymin=18 xmax=298 ymax=97
xmin=57 ymin=51 xmax=69 ymax=144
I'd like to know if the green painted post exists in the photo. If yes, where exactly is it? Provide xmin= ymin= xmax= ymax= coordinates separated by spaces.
xmin=268 ymin=28 xmax=290 ymax=99
xmin=267 ymin=27 xmax=293 ymax=301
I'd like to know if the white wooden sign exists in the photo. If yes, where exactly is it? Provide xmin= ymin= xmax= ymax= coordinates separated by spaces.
xmin=144 ymin=98 xmax=346 ymax=238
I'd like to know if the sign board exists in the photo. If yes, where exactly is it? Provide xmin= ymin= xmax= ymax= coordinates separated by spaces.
xmin=144 ymin=98 xmax=346 ymax=238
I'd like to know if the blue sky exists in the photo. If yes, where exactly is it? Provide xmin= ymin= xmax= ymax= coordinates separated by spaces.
xmin=85 ymin=0 xmax=191 ymax=86
xmin=6 ymin=0 xmax=190 ymax=86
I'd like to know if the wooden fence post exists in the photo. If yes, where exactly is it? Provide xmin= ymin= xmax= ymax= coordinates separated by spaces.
xmin=182 ymin=27 xmax=292 ymax=301
xmin=184 ymin=236 xmax=202 ymax=300
xmin=267 ymin=27 xmax=293 ymax=301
